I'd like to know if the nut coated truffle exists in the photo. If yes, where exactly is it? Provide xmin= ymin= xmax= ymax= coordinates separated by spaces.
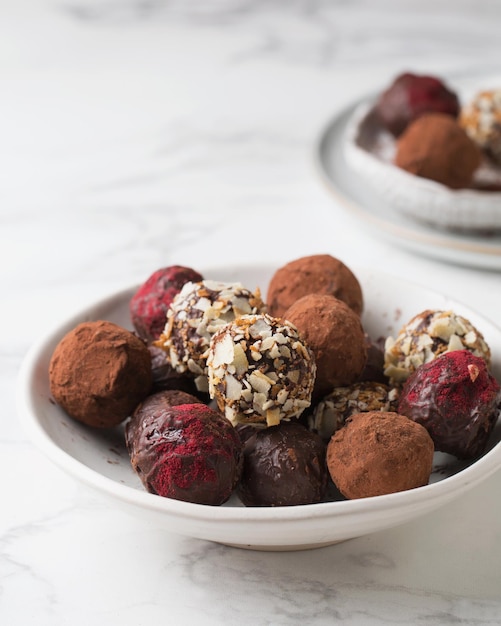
xmin=327 ymin=411 xmax=434 ymax=499
xmin=398 ymin=350 xmax=501 ymax=459
xmin=284 ymin=293 xmax=367 ymax=397
xmin=308 ymin=381 xmax=399 ymax=442
xmin=157 ymin=280 xmax=266 ymax=393
xmin=460 ymin=89 xmax=501 ymax=164
xmin=207 ymin=313 xmax=316 ymax=427
xmin=49 ymin=320 xmax=153 ymax=428
xmin=130 ymin=265 xmax=203 ymax=343
xmin=126 ymin=401 xmax=243 ymax=505
xmin=384 ymin=309 xmax=491 ymax=385
xmin=266 ymin=254 xmax=363 ymax=319
xmin=238 ymin=421 xmax=328 ymax=507
xmin=395 ymin=113 xmax=482 ymax=189
xmin=376 ymin=72 xmax=460 ymax=137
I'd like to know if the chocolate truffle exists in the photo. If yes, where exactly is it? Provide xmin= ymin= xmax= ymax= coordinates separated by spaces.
xmin=284 ymin=293 xmax=367 ymax=397
xmin=266 ymin=254 xmax=363 ymax=319
xmin=397 ymin=350 xmax=501 ymax=459
xmin=238 ymin=421 xmax=328 ymax=507
xmin=395 ymin=113 xmax=482 ymax=189
xmin=130 ymin=265 xmax=203 ymax=342
xmin=308 ymin=381 xmax=399 ymax=442
xmin=156 ymin=280 xmax=266 ymax=393
xmin=460 ymin=89 xmax=501 ymax=164
xmin=148 ymin=344 xmax=205 ymax=399
xmin=126 ymin=402 xmax=242 ymax=505
xmin=207 ymin=313 xmax=316 ymax=427
xmin=384 ymin=309 xmax=491 ymax=386
xmin=376 ymin=72 xmax=460 ymax=137
xmin=327 ymin=411 xmax=434 ymax=499
xmin=358 ymin=333 xmax=388 ymax=384
xmin=49 ymin=320 xmax=152 ymax=428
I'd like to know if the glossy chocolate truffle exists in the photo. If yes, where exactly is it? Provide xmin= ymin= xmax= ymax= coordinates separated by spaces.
xmin=126 ymin=402 xmax=242 ymax=505
xmin=148 ymin=344 xmax=205 ymax=399
xmin=308 ymin=381 xmax=399 ymax=442
xmin=460 ymin=89 xmax=501 ymax=164
xmin=130 ymin=265 xmax=203 ymax=342
xmin=49 ymin=320 xmax=152 ymax=428
xmin=327 ymin=411 xmax=434 ymax=499
xmin=395 ymin=113 xmax=482 ymax=189
xmin=384 ymin=309 xmax=491 ymax=386
xmin=238 ymin=421 xmax=328 ymax=507
xmin=156 ymin=280 xmax=266 ymax=393
xmin=207 ymin=313 xmax=316 ymax=427
xmin=358 ymin=333 xmax=388 ymax=384
xmin=397 ymin=350 xmax=501 ymax=459
xmin=284 ymin=293 xmax=367 ymax=397
xmin=376 ymin=72 xmax=460 ymax=137
xmin=266 ymin=254 xmax=363 ymax=319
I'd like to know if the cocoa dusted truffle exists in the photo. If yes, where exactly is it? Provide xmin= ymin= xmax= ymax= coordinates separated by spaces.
xmin=308 ymin=381 xmax=399 ymax=442
xmin=376 ymin=72 xmax=460 ymax=137
xmin=207 ymin=313 xmax=316 ymax=427
xmin=460 ymin=89 xmax=501 ymax=164
xmin=157 ymin=280 xmax=266 ymax=393
xmin=384 ymin=309 xmax=491 ymax=386
xmin=238 ymin=421 xmax=328 ymax=507
xmin=49 ymin=320 xmax=153 ymax=428
xmin=395 ymin=113 xmax=482 ymax=189
xmin=266 ymin=254 xmax=363 ymax=319
xmin=126 ymin=402 xmax=242 ymax=505
xmin=397 ymin=350 xmax=501 ymax=459
xmin=284 ymin=293 xmax=367 ymax=397
xmin=327 ymin=411 xmax=434 ymax=499
xmin=130 ymin=265 xmax=203 ymax=343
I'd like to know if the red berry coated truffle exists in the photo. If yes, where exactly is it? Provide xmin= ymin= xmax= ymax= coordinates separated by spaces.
xmin=376 ymin=72 xmax=460 ymax=137
xmin=130 ymin=265 xmax=203 ymax=342
xmin=398 ymin=350 xmax=501 ymax=459
xmin=126 ymin=402 xmax=243 ymax=505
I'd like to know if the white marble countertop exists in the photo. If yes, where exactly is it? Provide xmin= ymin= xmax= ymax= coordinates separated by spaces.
xmin=4 ymin=1 xmax=501 ymax=623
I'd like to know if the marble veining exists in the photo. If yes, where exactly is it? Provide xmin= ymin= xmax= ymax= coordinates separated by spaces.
xmin=3 ymin=0 xmax=501 ymax=624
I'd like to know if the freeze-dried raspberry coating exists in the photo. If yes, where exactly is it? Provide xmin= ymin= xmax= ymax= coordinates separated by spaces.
xmin=126 ymin=402 xmax=243 ymax=505
xmin=266 ymin=254 xmax=363 ymax=319
xmin=398 ymin=350 xmax=501 ymax=459
xmin=49 ymin=320 xmax=152 ymax=428
xmin=376 ymin=72 xmax=460 ymax=137
xmin=130 ymin=266 xmax=203 ymax=342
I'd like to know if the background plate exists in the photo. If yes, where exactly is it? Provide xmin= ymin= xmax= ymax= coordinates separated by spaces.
xmin=315 ymin=99 xmax=501 ymax=271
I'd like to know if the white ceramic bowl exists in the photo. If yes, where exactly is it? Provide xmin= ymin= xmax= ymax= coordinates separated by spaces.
xmin=16 ymin=265 xmax=501 ymax=551
xmin=343 ymin=96 xmax=501 ymax=233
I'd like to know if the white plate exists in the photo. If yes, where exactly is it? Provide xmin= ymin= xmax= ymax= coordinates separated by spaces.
xmin=16 ymin=265 xmax=501 ymax=551
xmin=315 ymin=98 xmax=501 ymax=271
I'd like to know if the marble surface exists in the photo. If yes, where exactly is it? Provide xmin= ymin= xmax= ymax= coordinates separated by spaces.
xmin=4 ymin=1 xmax=501 ymax=623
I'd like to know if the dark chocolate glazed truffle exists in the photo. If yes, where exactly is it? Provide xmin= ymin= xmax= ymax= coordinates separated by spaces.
xmin=148 ymin=344 xmax=206 ymax=399
xmin=130 ymin=265 xmax=203 ymax=343
xmin=238 ymin=421 xmax=328 ymax=507
xmin=397 ymin=350 xmax=501 ymax=459
xmin=126 ymin=402 xmax=242 ymax=505
xmin=266 ymin=254 xmax=363 ymax=319
xmin=327 ymin=411 xmax=434 ymax=499
xmin=395 ymin=113 xmax=482 ymax=189
xmin=49 ymin=320 xmax=152 ymax=428
xmin=376 ymin=72 xmax=460 ymax=137
xmin=284 ymin=293 xmax=367 ymax=397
